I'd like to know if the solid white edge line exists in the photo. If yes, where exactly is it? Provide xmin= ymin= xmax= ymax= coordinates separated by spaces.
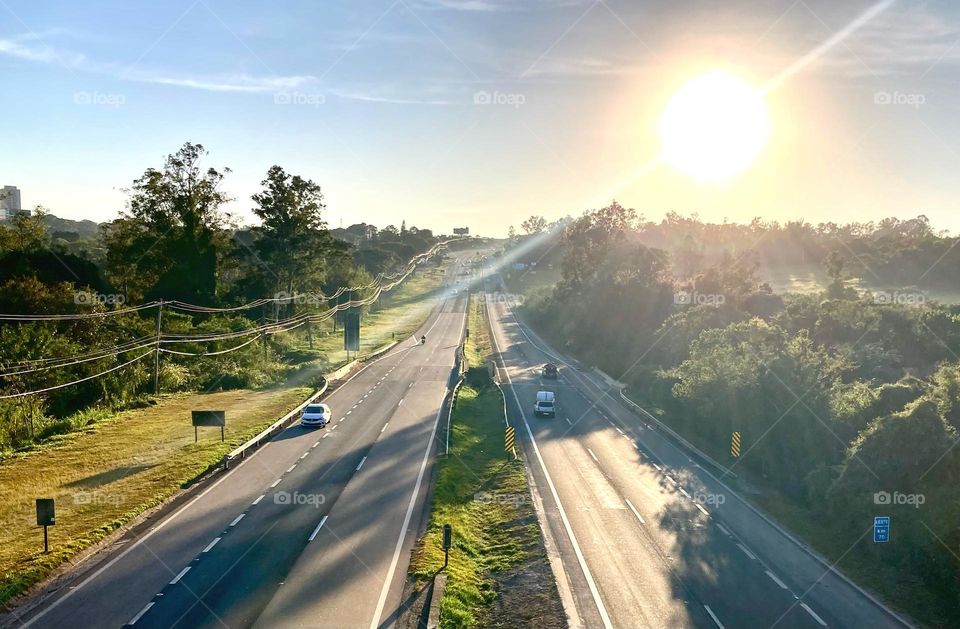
xmin=766 ymin=570 xmax=788 ymax=589
xmin=587 ymin=448 xmax=599 ymax=463
xmin=202 ymin=537 xmax=221 ymax=553
xmin=704 ymin=604 xmax=725 ymax=629
xmin=169 ymin=566 xmax=191 ymax=585
xmin=368 ymin=386 xmax=450 ymax=629
xmin=356 ymin=456 xmax=367 ymax=471
xmin=229 ymin=513 xmax=245 ymax=527
xmin=22 ymin=290 xmax=448 ymax=628
xmin=489 ymin=298 xmax=614 ymax=629
xmin=128 ymin=602 xmax=155 ymax=625
xmin=801 ymin=602 xmax=828 ymax=626
xmin=308 ymin=515 xmax=329 ymax=541
xmin=625 ymin=498 xmax=646 ymax=524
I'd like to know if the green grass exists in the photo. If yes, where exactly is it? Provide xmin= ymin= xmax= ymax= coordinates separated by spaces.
xmin=0 ymin=266 xmax=450 ymax=607
xmin=0 ymin=386 xmax=311 ymax=605
xmin=408 ymin=294 xmax=540 ymax=628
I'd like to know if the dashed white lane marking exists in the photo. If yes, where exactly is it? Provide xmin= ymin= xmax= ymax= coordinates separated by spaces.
xmin=346 ymin=410 xmax=352 ymax=415
xmin=313 ymin=441 xmax=320 ymax=448
xmin=308 ymin=515 xmax=329 ymax=541
xmin=766 ymin=570 xmax=788 ymax=589
xmin=230 ymin=513 xmax=246 ymax=527
xmin=270 ymin=479 xmax=281 ymax=488
xmin=381 ymin=423 xmax=389 ymax=433
xmin=704 ymin=604 xmax=725 ymax=629
xmin=252 ymin=494 xmax=265 ymax=505
xmin=565 ymin=416 xmax=573 ymax=426
xmin=737 ymin=543 xmax=756 ymax=560
xmin=678 ymin=487 xmax=691 ymax=499
xmin=356 ymin=456 xmax=367 ymax=471
xmin=614 ymin=426 xmax=623 ymax=435
xmin=800 ymin=603 xmax=828 ymax=626
xmin=653 ymin=463 xmax=662 ymax=471
xmin=665 ymin=475 xmax=678 ymax=486
xmin=351 ymin=404 xmax=357 ymax=409
xmin=363 ymin=394 xmax=369 ymax=399
xmin=695 ymin=502 xmax=710 ymax=516
xmin=300 ymin=452 xmax=308 ymax=460
xmin=717 ymin=523 xmax=731 ymax=536
xmin=398 ymin=398 xmax=404 ymax=406
xmin=129 ymin=602 xmax=155 ymax=625
xmin=169 ymin=566 xmax=191 ymax=584
xmin=202 ymin=537 xmax=222 ymax=553
xmin=587 ymin=448 xmax=599 ymax=463
xmin=625 ymin=498 xmax=646 ymax=524
xmin=322 ymin=433 xmax=329 ymax=439
xmin=287 ymin=464 xmax=297 ymax=473
xmin=340 ymin=418 xmax=345 ymax=423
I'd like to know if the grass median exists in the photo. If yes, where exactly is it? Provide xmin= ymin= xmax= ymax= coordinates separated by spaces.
xmin=408 ymin=293 xmax=563 ymax=628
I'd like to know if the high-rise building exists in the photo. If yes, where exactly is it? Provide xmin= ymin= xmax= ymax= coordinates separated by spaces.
xmin=0 ymin=186 xmax=23 ymax=221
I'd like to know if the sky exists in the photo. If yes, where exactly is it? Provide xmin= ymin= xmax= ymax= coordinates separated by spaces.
xmin=1 ymin=0 xmax=960 ymax=236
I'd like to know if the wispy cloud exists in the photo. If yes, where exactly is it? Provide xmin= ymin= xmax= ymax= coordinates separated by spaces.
xmin=144 ymin=74 xmax=315 ymax=93
xmin=410 ymin=0 xmax=590 ymax=12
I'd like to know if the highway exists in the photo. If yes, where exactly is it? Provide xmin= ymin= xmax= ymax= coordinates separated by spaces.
xmin=14 ymin=257 xmax=469 ymax=629
xmin=485 ymin=281 xmax=911 ymax=629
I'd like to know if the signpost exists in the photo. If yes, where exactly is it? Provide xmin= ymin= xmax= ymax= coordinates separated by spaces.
xmin=504 ymin=426 xmax=516 ymax=457
xmin=192 ymin=410 xmax=226 ymax=442
xmin=36 ymin=498 xmax=55 ymax=553
xmin=344 ymin=311 xmax=361 ymax=356
xmin=442 ymin=523 xmax=452 ymax=570
xmin=874 ymin=516 xmax=890 ymax=543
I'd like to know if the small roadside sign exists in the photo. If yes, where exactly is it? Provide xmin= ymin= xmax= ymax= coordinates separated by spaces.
xmin=36 ymin=498 xmax=55 ymax=553
xmin=192 ymin=410 xmax=226 ymax=442
xmin=504 ymin=426 xmax=516 ymax=453
xmin=874 ymin=516 xmax=890 ymax=543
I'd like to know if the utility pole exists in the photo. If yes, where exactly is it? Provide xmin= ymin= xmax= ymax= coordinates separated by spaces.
xmin=153 ymin=300 xmax=163 ymax=394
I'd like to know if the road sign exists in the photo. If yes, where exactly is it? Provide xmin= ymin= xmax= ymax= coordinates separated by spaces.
xmin=344 ymin=311 xmax=361 ymax=352
xmin=731 ymin=431 xmax=741 ymax=458
xmin=36 ymin=498 xmax=54 ymax=553
xmin=504 ymin=426 xmax=516 ymax=453
xmin=192 ymin=410 xmax=226 ymax=442
xmin=874 ymin=516 xmax=890 ymax=543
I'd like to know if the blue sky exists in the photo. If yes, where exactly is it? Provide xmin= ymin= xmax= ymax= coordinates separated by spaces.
xmin=2 ymin=0 xmax=960 ymax=235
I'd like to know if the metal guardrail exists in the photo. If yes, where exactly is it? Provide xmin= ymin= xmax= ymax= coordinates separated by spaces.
xmin=223 ymin=339 xmax=401 ymax=468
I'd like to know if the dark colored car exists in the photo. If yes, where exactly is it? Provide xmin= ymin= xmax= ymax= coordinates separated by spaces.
xmin=542 ymin=363 xmax=558 ymax=379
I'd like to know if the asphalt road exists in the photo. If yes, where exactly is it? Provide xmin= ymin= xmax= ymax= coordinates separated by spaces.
xmin=15 ymin=258 xmax=469 ymax=629
xmin=485 ymin=279 xmax=911 ymax=629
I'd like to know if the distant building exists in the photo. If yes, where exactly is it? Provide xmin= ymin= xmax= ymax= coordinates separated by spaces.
xmin=453 ymin=227 xmax=469 ymax=235
xmin=0 ymin=186 xmax=23 ymax=220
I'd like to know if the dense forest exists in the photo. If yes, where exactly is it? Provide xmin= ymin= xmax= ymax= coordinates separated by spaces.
xmin=514 ymin=203 xmax=960 ymax=626
xmin=0 ymin=143 xmax=447 ymax=452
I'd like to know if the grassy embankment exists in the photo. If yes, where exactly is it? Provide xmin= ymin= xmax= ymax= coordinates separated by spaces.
xmin=409 ymin=293 xmax=557 ymax=628
xmin=0 ymin=266 xmax=446 ymax=607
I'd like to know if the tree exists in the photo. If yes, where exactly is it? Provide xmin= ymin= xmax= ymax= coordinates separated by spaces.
xmin=106 ymin=142 xmax=232 ymax=304
xmin=0 ymin=206 xmax=49 ymax=253
xmin=250 ymin=165 xmax=328 ymax=298
xmin=521 ymin=215 xmax=547 ymax=235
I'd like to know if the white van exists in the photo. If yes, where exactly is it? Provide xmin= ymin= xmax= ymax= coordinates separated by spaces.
xmin=534 ymin=391 xmax=556 ymax=418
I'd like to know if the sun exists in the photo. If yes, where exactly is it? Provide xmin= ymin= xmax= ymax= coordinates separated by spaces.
xmin=658 ymin=71 xmax=770 ymax=183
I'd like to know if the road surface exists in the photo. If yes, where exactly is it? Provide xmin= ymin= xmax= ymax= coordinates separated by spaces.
xmin=485 ymin=280 xmax=911 ymax=629
xmin=13 ymin=258 xmax=469 ymax=629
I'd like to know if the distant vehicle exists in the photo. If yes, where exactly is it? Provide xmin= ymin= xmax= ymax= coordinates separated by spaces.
xmin=534 ymin=390 xmax=556 ymax=417
xmin=542 ymin=363 xmax=559 ymax=379
xmin=300 ymin=403 xmax=330 ymax=428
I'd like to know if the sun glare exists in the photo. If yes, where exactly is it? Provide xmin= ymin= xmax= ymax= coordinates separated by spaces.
xmin=658 ymin=71 xmax=770 ymax=183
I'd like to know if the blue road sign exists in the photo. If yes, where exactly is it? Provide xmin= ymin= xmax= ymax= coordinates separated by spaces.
xmin=874 ymin=516 xmax=890 ymax=543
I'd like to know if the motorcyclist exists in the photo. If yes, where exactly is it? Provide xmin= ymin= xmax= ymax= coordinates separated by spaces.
xmin=421 ymin=335 xmax=426 ymax=345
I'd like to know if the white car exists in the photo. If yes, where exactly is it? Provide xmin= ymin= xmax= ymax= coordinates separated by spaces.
xmin=300 ymin=403 xmax=331 ymax=428
xmin=534 ymin=391 xmax=556 ymax=418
